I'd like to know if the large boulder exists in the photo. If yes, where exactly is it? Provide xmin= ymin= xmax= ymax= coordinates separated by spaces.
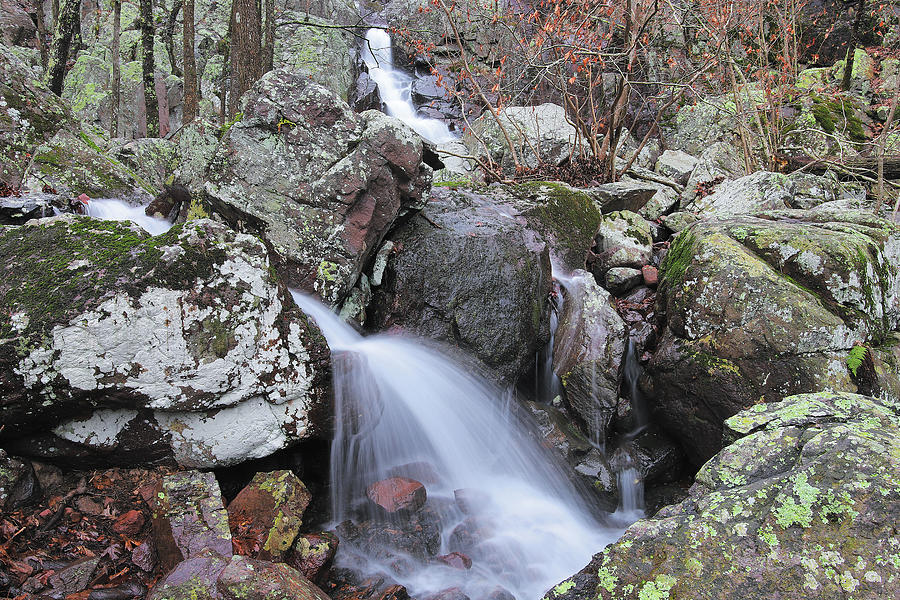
xmin=368 ymin=185 xmax=551 ymax=383
xmin=205 ymin=68 xmax=432 ymax=306
xmin=646 ymin=210 xmax=900 ymax=464
xmin=545 ymin=391 xmax=900 ymax=600
xmin=275 ymin=12 xmax=356 ymax=100
xmin=0 ymin=216 xmax=330 ymax=467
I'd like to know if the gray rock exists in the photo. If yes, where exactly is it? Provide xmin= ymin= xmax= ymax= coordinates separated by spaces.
xmin=0 ymin=217 xmax=330 ymax=467
xmin=547 ymin=392 xmax=900 ymax=600
xmin=586 ymin=181 xmax=659 ymax=214
xmin=0 ymin=450 xmax=39 ymax=510
xmin=648 ymin=210 xmax=900 ymax=464
xmin=368 ymin=186 xmax=551 ymax=384
xmin=604 ymin=267 xmax=643 ymax=296
xmin=205 ymin=68 xmax=431 ymax=306
xmin=680 ymin=142 xmax=744 ymax=206
xmin=689 ymin=171 xmax=795 ymax=217
xmin=654 ymin=149 xmax=697 ymax=185
xmin=552 ymin=270 xmax=626 ymax=447
xmin=589 ymin=211 xmax=654 ymax=276
xmin=146 ymin=550 xmax=230 ymax=600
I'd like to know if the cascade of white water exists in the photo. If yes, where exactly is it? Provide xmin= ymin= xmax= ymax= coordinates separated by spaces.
xmin=361 ymin=28 xmax=456 ymax=144
xmin=292 ymin=291 xmax=622 ymax=600
xmin=83 ymin=198 xmax=173 ymax=235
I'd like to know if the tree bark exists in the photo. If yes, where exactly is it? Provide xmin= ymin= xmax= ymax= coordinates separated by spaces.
xmin=841 ymin=0 xmax=867 ymax=91
xmin=164 ymin=1 xmax=183 ymax=78
xmin=228 ymin=0 xmax=262 ymax=118
xmin=182 ymin=0 xmax=198 ymax=123
xmin=263 ymin=0 xmax=275 ymax=73
xmin=140 ymin=0 xmax=159 ymax=137
xmin=783 ymin=154 xmax=900 ymax=179
xmin=34 ymin=0 xmax=49 ymax=69
xmin=110 ymin=0 xmax=121 ymax=138
xmin=44 ymin=0 xmax=81 ymax=96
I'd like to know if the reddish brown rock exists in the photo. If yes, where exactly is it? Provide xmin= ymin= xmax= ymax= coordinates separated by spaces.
xmin=377 ymin=584 xmax=411 ymax=600
xmin=112 ymin=509 xmax=145 ymax=537
xmin=366 ymin=477 xmax=426 ymax=513
xmin=143 ymin=471 xmax=233 ymax=572
xmin=216 ymin=555 xmax=331 ymax=600
xmin=436 ymin=552 xmax=472 ymax=570
xmin=287 ymin=531 xmax=339 ymax=585
xmin=227 ymin=470 xmax=312 ymax=561
xmin=641 ymin=265 xmax=658 ymax=286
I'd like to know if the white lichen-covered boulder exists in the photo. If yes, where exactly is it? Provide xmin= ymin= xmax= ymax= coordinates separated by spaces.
xmin=205 ymin=68 xmax=432 ymax=306
xmin=0 ymin=216 xmax=330 ymax=467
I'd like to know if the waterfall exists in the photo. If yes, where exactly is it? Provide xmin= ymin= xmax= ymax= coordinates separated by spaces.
xmin=361 ymin=28 xmax=456 ymax=144
xmin=292 ymin=291 xmax=622 ymax=600
xmin=83 ymin=198 xmax=174 ymax=235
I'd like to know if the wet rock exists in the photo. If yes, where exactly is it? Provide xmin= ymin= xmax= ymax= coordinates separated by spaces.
xmin=463 ymin=103 xmax=580 ymax=172
xmin=630 ymin=428 xmax=685 ymax=485
xmin=145 ymin=470 xmax=233 ymax=572
xmin=573 ymin=448 xmax=617 ymax=503
xmin=552 ymin=271 xmax=627 ymax=447
xmin=604 ymin=267 xmax=643 ymax=295
xmin=0 ymin=193 xmax=59 ymax=224
xmin=385 ymin=462 xmax=442 ymax=486
xmin=132 ymin=539 xmax=157 ymax=573
xmin=205 ymin=68 xmax=431 ymax=306
xmin=351 ymin=71 xmax=381 ymax=112
xmin=287 ymin=532 xmax=339 ymax=585
xmin=589 ymin=211 xmax=653 ymax=276
xmin=366 ymin=477 xmax=427 ymax=514
xmin=337 ymin=506 xmax=442 ymax=561
xmin=228 ymin=470 xmax=311 ymax=561
xmin=217 ymin=554 xmax=331 ymax=600
xmin=47 ymin=556 xmax=100 ymax=598
xmin=585 ymin=181 xmax=658 ymax=214
xmin=369 ymin=186 xmax=551 ymax=383
xmin=425 ymin=588 xmax=471 ymax=600
xmin=146 ymin=550 xmax=229 ymax=600
xmin=112 ymin=509 xmax=146 ymax=537
xmin=453 ymin=488 xmax=491 ymax=515
xmin=654 ymin=150 xmax=697 ymax=185
xmin=0 ymin=217 xmax=330 ymax=467
xmin=547 ymin=392 xmax=900 ymax=600
xmin=487 ymin=587 xmax=517 ymax=600
xmin=0 ymin=450 xmax=40 ymax=510
xmin=640 ymin=265 xmax=658 ymax=287
xmin=435 ymin=552 xmax=473 ymax=569
xmin=648 ymin=210 xmax=900 ymax=464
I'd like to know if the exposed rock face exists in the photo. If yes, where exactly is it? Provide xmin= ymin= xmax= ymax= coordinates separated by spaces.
xmin=0 ymin=217 xmax=330 ymax=467
xmin=647 ymin=210 xmax=900 ymax=464
xmin=287 ymin=532 xmax=339 ymax=585
xmin=368 ymin=186 xmax=551 ymax=383
xmin=463 ymin=104 xmax=581 ymax=172
xmin=205 ymin=68 xmax=432 ymax=306
xmin=545 ymin=392 xmax=900 ymax=600
xmin=654 ymin=149 xmax=697 ymax=185
xmin=552 ymin=271 xmax=626 ymax=446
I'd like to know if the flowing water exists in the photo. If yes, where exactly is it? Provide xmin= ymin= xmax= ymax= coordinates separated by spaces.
xmin=83 ymin=198 xmax=173 ymax=235
xmin=292 ymin=291 xmax=624 ymax=600
xmin=362 ymin=29 xmax=457 ymax=144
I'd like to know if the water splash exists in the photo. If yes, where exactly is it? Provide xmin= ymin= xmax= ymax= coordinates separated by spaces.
xmin=292 ymin=291 xmax=622 ymax=600
xmin=84 ymin=198 xmax=173 ymax=235
xmin=362 ymin=28 xmax=456 ymax=144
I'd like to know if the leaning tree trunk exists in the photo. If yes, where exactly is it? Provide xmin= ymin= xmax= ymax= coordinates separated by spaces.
xmin=44 ymin=0 xmax=81 ymax=96
xmin=110 ymin=0 xmax=121 ymax=138
xmin=140 ymin=0 xmax=159 ymax=137
xmin=228 ymin=0 xmax=262 ymax=118
xmin=182 ymin=0 xmax=198 ymax=123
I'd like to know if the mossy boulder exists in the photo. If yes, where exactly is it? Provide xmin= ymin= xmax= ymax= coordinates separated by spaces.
xmin=0 ymin=216 xmax=330 ymax=467
xmin=647 ymin=210 xmax=900 ymax=464
xmin=588 ymin=210 xmax=653 ymax=278
xmin=368 ymin=185 xmax=552 ymax=384
xmin=110 ymin=137 xmax=180 ymax=192
xmin=216 ymin=555 xmax=331 ymax=600
xmin=204 ymin=68 xmax=432 ymax=306
xmin=545 ymin=391 xmax=900 ymax=600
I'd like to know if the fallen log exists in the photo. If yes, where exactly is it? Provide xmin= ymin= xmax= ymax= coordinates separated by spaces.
xmin=781 ymin=154 xmax=900 ymax=180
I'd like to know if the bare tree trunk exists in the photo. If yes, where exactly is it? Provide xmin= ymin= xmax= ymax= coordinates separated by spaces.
xmin=44 ymin=0 xmax=81 ymax=96
xmin=52 ymin=0 xmax=59 ymax=22
xmin=841 ymin=0 xmax=867 ymax=91
xmin=228 ymin=0 xmax=262 ymax=118
xmin=110 ymin=0 xmax=121 ymax=138
xmin=262 ymin=0 xmax=275 ymax=73
xmin=182 ymin=0 xmax=198 ymax=123
xmin=164 ymin=0 xmax=183 ymax=78
xmin=140 ymin=0 xmax=159 ymax=137
xmin=34 ymin=0 xmax=49 ymax=69
xmin=219 ymin=38 xmax=228 ymax=125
